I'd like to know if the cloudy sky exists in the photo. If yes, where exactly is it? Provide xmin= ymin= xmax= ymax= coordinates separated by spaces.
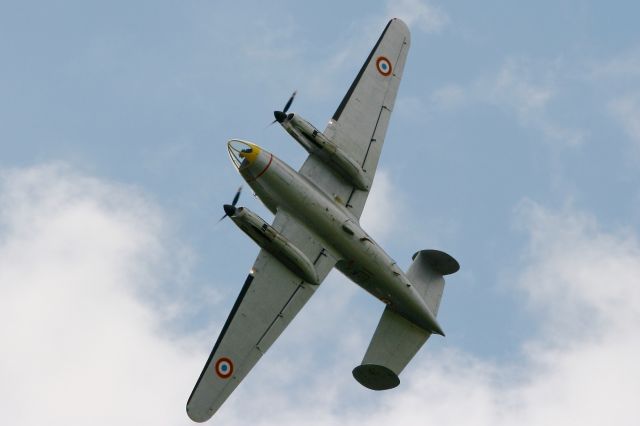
xmin=2 ymin=0 xmax=640 ymax=424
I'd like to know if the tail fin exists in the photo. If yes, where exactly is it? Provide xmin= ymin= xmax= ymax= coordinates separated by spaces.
xmin=352 ymin=249 xmax=459 ymax=391
xmin=406 ymin=249 xmax=459 ymax=317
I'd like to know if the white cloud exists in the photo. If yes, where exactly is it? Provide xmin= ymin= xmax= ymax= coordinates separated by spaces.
xmin=515 ymin=201 xmax=640 ymax=335
xmin=585 ymin=48 xmax=640 ymax=154
xmin=429 ymin=58 xmax=586 ymax=146
xmin=359 ymin=169 xmax=401 ymax=242
xmin=490 ymin=59 xmax=554 ymax=113
xmin=240 ymin=18 xmax=299 ymax=62
xmin=387 ymin=0 xmax=450 ymax=34
xmin=609 ymin=93 xmax=640 ymax=148
xmin=0 ymin=164 xmax=199 ymax=426
xmin=431 ymin=84 xmax=466 ymax=109
xmin=486 ymin=59 xmax=585 ymax=146
xmin=589 ymin=47 xmax=640 ymax=80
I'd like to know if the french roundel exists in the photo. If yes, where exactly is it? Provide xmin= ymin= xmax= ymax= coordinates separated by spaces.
xmin=376 ymin=56 xmax=392 ymax=76
xmin=215 ymin=357 xmax=234 ymax=379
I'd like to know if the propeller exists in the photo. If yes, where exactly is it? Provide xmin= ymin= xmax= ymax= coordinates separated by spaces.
xmin=219 ymin=186 xmax=242 ymax=222
xmin=272 ymin=90 xmax=297 ymax=124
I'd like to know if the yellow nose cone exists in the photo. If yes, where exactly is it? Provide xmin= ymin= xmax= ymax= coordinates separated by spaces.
xmin=239 ymin=144 xmax=261 ymax=165
xmin=227 ymin=140 xmax=263 ymax=169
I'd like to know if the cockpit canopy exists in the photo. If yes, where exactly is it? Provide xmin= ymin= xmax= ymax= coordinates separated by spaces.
xmin=227 ymin=139 xmax=260 ymax=170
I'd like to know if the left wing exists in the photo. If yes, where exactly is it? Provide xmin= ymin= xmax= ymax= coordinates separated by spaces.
xmin=299 ymin=18 xmax=410 ymax=219
xmin=187 ymin=211 xmax=336 ymax=422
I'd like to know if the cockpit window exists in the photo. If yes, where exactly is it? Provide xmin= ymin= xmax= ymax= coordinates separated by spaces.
xmin=227 ymin=139 xmax=256 ymax=169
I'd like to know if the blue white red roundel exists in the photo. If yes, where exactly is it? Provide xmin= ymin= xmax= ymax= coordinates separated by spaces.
xmin=376 ymin=56 xmax=392 ymax=76
xmin=215 ymin=357 xmax=234 ymax=379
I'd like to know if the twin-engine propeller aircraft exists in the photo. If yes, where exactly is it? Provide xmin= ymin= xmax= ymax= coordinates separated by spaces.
xmin=187 ymin=18 xmax=459 ymax=422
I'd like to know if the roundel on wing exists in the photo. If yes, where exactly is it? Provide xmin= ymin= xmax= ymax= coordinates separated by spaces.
xmin=376 ymin=56 xmax=392 ymax=76
xmin=215 ymin=357 xmax=234 ymax=379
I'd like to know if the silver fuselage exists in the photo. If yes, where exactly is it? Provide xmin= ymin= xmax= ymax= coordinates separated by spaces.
xmin=229 ymin=140 xmax=443 ymax=335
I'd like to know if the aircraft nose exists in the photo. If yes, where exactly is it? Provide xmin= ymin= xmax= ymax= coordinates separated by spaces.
xmin=227 ymin=139 xmax=262 ymax=169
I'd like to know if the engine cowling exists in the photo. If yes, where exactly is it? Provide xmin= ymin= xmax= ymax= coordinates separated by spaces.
xmin=226 ymin=205 xmax=319 ymax=284
xmin=279 ymin=113 xmax=370 ymax=191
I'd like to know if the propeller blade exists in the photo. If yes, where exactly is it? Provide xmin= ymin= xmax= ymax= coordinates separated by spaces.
xmin=282 ymin=90 xmax=297 ymax=113
xmin=270 ymin=90 xmax=297 ymax=126
xmin=219 ymin=186 xmax=242 ymax=223
xmin=231 ymin=186 xmax=242 ymax=207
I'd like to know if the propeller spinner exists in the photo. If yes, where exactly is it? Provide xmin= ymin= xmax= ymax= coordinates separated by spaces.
xmin=272 ymin=90 xmax=297 ymax=124
xmin=219 ymin=186 xmax=243 ymax=222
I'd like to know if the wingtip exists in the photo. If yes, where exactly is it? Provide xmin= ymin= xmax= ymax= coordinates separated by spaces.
xmin=186 ymin=405 xmax=212 ymax=423
xmin=388 ymin=17 xmax=411 ymax=34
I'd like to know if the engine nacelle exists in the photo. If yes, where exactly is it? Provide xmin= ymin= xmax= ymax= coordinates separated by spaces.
xmin=227 ymin=206 xmax=319 ymax=284
xmin=280 ymin=113 xmax=370 ymax=191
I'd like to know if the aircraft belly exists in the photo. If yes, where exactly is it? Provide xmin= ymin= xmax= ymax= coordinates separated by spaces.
xmin=244 ymin=153 xmax=441 ymax=333
xmin=332 ymin=233 xmax=442 ymax=333
xmin=245 ymin=179 xmax=278 ymax=215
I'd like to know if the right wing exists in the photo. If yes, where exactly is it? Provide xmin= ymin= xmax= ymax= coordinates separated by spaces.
xmin=187 ymin=211 xmax=336 ymax=422
xmin=299 ymin=18 xmax=410 ymax=219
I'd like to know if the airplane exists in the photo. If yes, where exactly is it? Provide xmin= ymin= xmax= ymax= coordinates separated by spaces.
xmin=187 ymin=18 xmax=459 ymax=422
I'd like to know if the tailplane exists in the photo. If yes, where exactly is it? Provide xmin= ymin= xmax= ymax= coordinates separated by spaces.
xmin=352 ymin=249 xmax=459 ymax=390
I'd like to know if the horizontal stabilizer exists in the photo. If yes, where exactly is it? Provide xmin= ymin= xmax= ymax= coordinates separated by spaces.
xmin=411 ymin=249 xmax=460 ymax=275
xmin=407 ymin=249 xmax=459 ymax=316
xmin=353 ymin=306 xmax=431 ymax=390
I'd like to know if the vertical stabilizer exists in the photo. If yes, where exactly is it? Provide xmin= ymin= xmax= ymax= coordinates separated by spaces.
xmin=406 ymin=249 xmax=459 ymax=317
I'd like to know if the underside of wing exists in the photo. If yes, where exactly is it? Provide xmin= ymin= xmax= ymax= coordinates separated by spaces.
xmin=300 ymin=18 xmax=411 ymax=219
xmin=328 ymin=18 xmax=410 ymax=167
xmin=187 ymin=212 xmax=336 ymax=422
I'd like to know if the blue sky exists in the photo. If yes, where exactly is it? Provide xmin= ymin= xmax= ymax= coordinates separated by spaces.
xmin=2 ymin=1 xmax=640 ymax=424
